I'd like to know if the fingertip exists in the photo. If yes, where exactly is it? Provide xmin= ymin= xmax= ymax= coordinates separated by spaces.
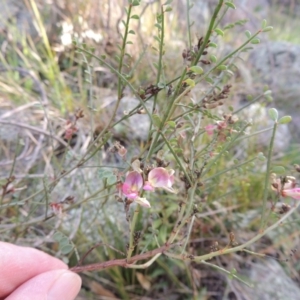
xmin=47 ymin=270 xmax=82 ymax=300
xmin=5 ymin=270 xmax=81 ymax=300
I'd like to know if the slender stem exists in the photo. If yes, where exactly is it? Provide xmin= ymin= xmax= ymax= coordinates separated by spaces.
xmin=200 ymin=260 xmax=253 ymax=287
xmin=186 ymin=0 xmax=192 ymax=48
xmin=259 ymin=121 xmax=278 ymax=229
xmin=76 ymin=47 xmax=153 ymax=141
xmin=160 ymin=133 xmax=192 ymax=185
xmin=233 ymin=93 xmax=266 ymax=115
xmin=146 ymin=68 xmax=187 ymax=160
xmin=43 ymin=178 xmax=49 ymax=220
xmin=213 ymin=5 xmax=228 ymax=30
xmin=181 ymin=215 xmax=195 ymax=254
xmin=147 ymin=6 xmax=165 ymax=142
xmin=201 ymin=122 xmax=251 ymax=177
xmin=192 ymin=0 xmax=224 ymax=66
xmin=235 ymin=127 xmax=273 ymax=143
xmin=167 ymin=202 xmax=186 ymax=244
xmin=80 ymin=51 xmax=94 ymax=136
xmin=117 ymin=4 xmax=132 ymax=100
xmin=167 ymin=185 xmax=197 ymax=246
xmin=127 ymin=253 xmax=161 ymax=269
xmin=127 ymin=205 xmax=140 ymax=260
xmin=203 ymin=157 xmax=257 ymax=182
xmin=0 ymin=141 xmax=19 ymax=211
xmin=154 ymin=6 xmax=165 ymax=108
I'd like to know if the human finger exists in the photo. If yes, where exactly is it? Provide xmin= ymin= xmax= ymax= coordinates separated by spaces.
xmin=0 ymin=242 xmax=67 ymax=298
xmin=5 ymin=269 xmax=81 ymax=300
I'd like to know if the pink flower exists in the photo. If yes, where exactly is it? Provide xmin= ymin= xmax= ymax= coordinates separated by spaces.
xmin=205 ymin=124 xmax=216 ymax=136
xmin=121 ymin=171 xmax=143 ymax=199
xmin=205 ymin=121 xmax=228 ymax=136
xmin=216 ymin=121 xmax=227 ymax=131
xmin=271 ymin=174 xmax=296 ymax=193
xmin=144 ymin=167 xmax=176 ymax=193
xmin=281 ymin=188 xmax=300 ymax=200
xmin=121 ymin=171 xmax=151 ymax=208
xmin=50 ymin=202 xmax=63 ymax=216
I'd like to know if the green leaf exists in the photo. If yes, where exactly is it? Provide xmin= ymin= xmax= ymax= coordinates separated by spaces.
xmin=262 ymin=26 xmax=273 ymax=32
xmin=217 ymin=65 xmax=227 ymax=70
xmin=60 ymin=244 xmax=74 ymax=255
xmin=266 ymin=95 xmax=273 ymax=102
xmin=257 ymin=152 xmax=266 ymax=161
xmin=264 ymin=90 xmax=272 ymax=95
xmin=156 ymin=14 xmax=162 ymax=23
xmin=165 ymin=6 xmax=172 ymax=12
xmin=152 ymin=114 xmax=161 ymax=127
xmin=126 ymin=41 xmax=133 ymax=44
xmin=214 ymin=28 xmax=224 ymax=36
xmin=210 ymin=55 xmax=217 ymax=63
xmin=53 ymin=232 xmax=65 ymax=242
xmin=98 ymin=169 xmax=113 ymax=179
xmin=225 ymin=2 xmax=236 ymax=9
xmin=129 ymin=30 xmax=135 ymax=34
xmin=189 ymin=66 xmax=204 ymax=74
xmin=225 ymin=69 xmax=234 ymax=76
xmin=163 ymin=0 xmax=173 ymax=5
xmin=272 ymin=166 xmax=286 ymax=174
xmin=169 ymin=138 xmax=177 ymax=145
xmin=154 ymin=36 xmax=161 ymax=43
xmin=121 ymin=20 xmax=127 ymax=28
xmin=241 ymin=46 xmax=253 ymax=52
xmin=208 ymin=42 xmax=217 ymax=48
xmin=268 ymin=108 xmax=278 ymax=121
xmin=245 ymin=30 xmax=251 ymax=38
xmin=261 ymin=19 xmax=267 ymax=28
xmin=224 ymin=23 xmax=235 ymax=30
xmin=205 ymin=77 xmax=214 ymax=84
xmin=184 ymin=78 xmax=195 ymax=87
xmin=131 ymin=0 xmax=140 ymax=6
xmin=278 ymin=116 xmax=292 ymax=124
xmin=59 ymin=237 xmax=71 ymax=247
xmin=235 ymin=19 xmax=248 ymax=26
xmin=167 ymin=121 xmax=176 ymax=128
xmin=157 ymin=82 xmax=165 ymax=88
xmin=155 ymin=23 xmax=162 ymax=30
xmin=107 ymin=175 xmax=117 ymax=185
xmin=174 ymin=147 xmax=183 ymax=155
xmin=131 ymin=15 xmax=140 ymax=19
xmin=251 ymin=38 xmax=260 ymax=44
xmin=229 ymin=268 xmax=237 ymax=279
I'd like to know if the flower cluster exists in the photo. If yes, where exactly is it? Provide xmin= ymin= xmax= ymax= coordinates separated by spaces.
xmin=120 ymin=166 xmax=176 ymax=208
xmin=271 ymin=174 xmax=300 ymax=200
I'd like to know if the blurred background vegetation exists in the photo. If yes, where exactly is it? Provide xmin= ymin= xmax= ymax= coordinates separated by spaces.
xmin=0 ymin=0 xmax=300 ymax=299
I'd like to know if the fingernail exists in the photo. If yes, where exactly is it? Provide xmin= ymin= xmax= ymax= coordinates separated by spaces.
xmin=47 ymin=271 xmax=81 ymax=300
